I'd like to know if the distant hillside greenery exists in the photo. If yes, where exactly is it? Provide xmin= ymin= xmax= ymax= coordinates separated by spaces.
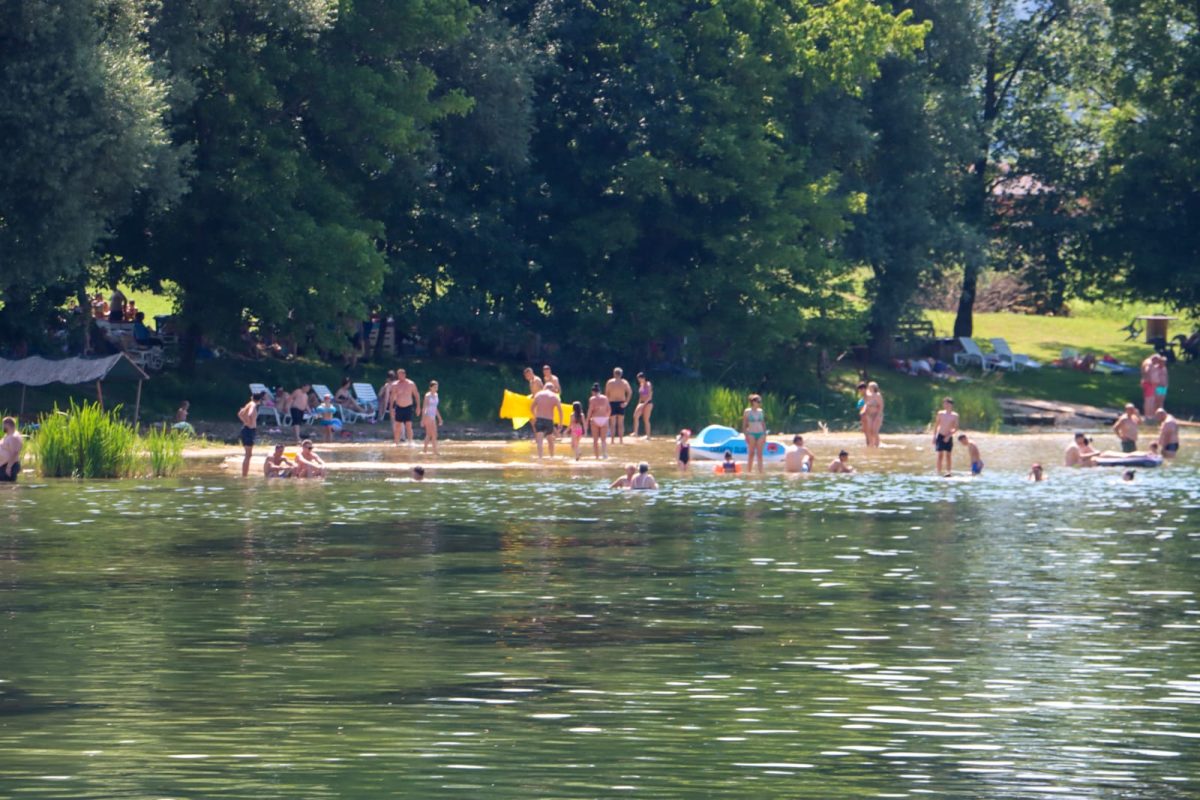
xmin=2 ymin=0 xmax=1197 ymax=383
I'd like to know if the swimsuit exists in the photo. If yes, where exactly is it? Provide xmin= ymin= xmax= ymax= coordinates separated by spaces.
xmin=592 ymin=415 xmax=610 ymax=428
xmin=1163 ymin=442 xmax=1179 ymax=453
xmin=291 ymin=408 xmax=307 ymax=427
xmin=1142 ymin=380 xmax=1156 ymax=398
xmin=639 ymin=385 xmax=651 ymax=402
xmin=721 ymin=462 xmax=737 ymax=473
xmin=424 ymin=395 xmax=439 ymax=418
xmin=1120 ymin=439 xmax=1137 ymax=453
xmin=971 ymin=461 xmax=984 ymax=475
xmin=609 ymin=400 xmax=625 ymax=415
xmin=534 ymin=417 xmax=555 ymax=434
xmin=240 ymin=426 xmax=257 ymax=446
xmin=0 ymin=462 xmax=19 ymax=482
xmin=746 ymin=409 xmax=766 ymax=439
xmin=678 ymin=444 xmax=690 ymax=465
xmin=394 ymin=404 xmax=414 ymax=423
xmin=935 ymin=434 xmax=954 ymax=452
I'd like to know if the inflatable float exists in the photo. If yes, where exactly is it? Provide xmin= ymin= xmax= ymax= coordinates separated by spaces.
xmin=1095 ymin=454 xmax=1163 ymax=468
xmin=498 ymin=389 xmax=571 ymax=430
xmin=690 ymin=425 xmax=786 ymax=462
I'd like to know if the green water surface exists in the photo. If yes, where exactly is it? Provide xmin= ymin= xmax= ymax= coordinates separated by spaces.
xmin=2 ymin=459 xmax=1199 ymax=798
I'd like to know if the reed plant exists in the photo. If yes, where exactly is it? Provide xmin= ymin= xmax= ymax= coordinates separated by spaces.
xmin=31 ymin=401 xmax=140 ymax=478
xmin=143 ymin=424 xmax=187 ymax=477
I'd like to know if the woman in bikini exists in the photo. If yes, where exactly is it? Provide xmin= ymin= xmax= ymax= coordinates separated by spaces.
xmin=422 ymin=380 xmax=443 ymax=455
xmin=586 ymin=383 xmax=611 ymax=460
xmin=862 ymin=381 xmax=884 ymax=448
xmin=632 ymin=372 xmax=654 ymax=439
xmin=742 ymin=394 xmax=767 ymax=474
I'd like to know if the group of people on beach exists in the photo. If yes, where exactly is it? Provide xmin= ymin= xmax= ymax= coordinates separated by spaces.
xmin=524 ymin=366 xmax=656 ymax=461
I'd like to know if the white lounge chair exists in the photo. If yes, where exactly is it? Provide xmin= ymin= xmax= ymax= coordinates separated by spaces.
xmin=248 ymin=383 xmax=283 ymax=426
xmin=353 ymin=383 xmax=380 ymax=415
xmin=953 ymin=338 xmax=1003 ymax=372
xmin=989 ymin=338 xmax=1040 ymax=371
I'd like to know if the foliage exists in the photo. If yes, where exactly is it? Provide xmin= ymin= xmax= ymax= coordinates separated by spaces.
xmin=31 ymin=402 xmax=140 ymax=478
xmin=143 ymin=424 xmax=187 ymax=477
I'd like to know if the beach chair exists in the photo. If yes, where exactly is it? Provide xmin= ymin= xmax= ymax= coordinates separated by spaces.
xmin=952 ymin=338 xmax=1002 ymax=372
xmin=248 ymin=383 xmax=283 ymax=426
xmin=989 ymin=338 xmax=1040 ymax=371
xmin=353 ymin=383 xmax=380 ymax=416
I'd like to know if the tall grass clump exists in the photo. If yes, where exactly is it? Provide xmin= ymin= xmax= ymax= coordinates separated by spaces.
xmin=32 ymin=401 xmax=139 ymax=478
xmin=143 ymin=424 xmax=187 ymax=477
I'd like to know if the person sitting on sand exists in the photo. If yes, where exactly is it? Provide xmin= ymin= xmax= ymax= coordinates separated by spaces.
xmin=630 ymin=461 xmax=659 ymax=490
xmin=957 ymin=434 xmax=983 ymax=475
xmin=610 ymin=463 xmax=637 ymax=489
xmin=1028 ymin=462 xmax=1046 ymax=482
xmin=1112 ymin=403 xmax=1141 ymax=453
xmin=829 ymin=450 xmax=855 ymax=474
xmin=720 ymin=450 xmax=738 ymax=474
xmin=1156 ymin=408 xmax=1180 ymax=458
xmin=785 ymin=434 xmax=814 ymax=473
xmin=1064 ymin=432 xmax=1099 ymax=467
xmin=315 ymin=394 xmax=339 ymax=443
xmin=294 ymin=440 xmax=326 ymax=478
xmin=0 ymin=417 xmax=24 ymax=483
xmin=263 ymin=444 xmax=294 ymax=478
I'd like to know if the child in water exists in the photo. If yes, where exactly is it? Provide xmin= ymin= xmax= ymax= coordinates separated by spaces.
xmin=676 ymin=429 xmax=691 ymax=470
xmin=720 ymin=450 xmax=738 ymax=474
xmin=569 ymin=401 xmax=585 ymax=460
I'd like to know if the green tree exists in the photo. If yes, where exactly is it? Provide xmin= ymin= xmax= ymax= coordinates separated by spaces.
xmin=1088 ymin=0 xmax=1200 ymax=311
xmin=0 ymin=0 xmax=180 ymax=344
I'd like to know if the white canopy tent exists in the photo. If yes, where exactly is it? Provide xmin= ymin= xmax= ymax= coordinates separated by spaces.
xmin=0 ymin=354 xmax=150 ymax=422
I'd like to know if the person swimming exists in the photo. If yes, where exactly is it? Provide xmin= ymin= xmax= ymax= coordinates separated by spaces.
xmin=720 ymin=450 xmax=738 ymax=474
xmin=630 ymin=461 xmax=658 ymax=490
xmin=610 ymin=463 xmax=637 ymax=489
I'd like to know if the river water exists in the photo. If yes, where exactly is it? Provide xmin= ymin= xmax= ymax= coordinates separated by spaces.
xmin=2 ymin=439 xmax=1198 ymax=798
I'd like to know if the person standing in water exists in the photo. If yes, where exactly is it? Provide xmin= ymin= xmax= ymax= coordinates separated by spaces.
xmin=785 ymin=434 xmax=815 ymax=473
xmin=1156 ymin=408 xmax=1180 ymax=458
xmin=586 ymin=383 xmax=610 ymax=459
xmin=862 ymin=381 xmax=884 ymax=448
xmin=531 ymin=384 xmax=564 ymax=459
xmin=1112 ymin=403 xmax=1141 ymax=453
xmin=632 ymin=372 xmax=654 ymax=439
xmin=391 ymin=369 xmax=420 ymax=446
xmin=422 ymin=380 xmax=443 ymax=455
xmin=237 ymin=392 xmax=264 ymax=477
xmin=933 ymin=397 xmax=959 ymax=476
xmin=568 ymin=401 xmax=586 ymax=460
xmin=0 ymin=417 xmax=24 ymax=482
xmin=676 ymin=429 xmax=691 ymax=470
xmin=1028 ymin=462 xmax=1046 ymax=482
xmin=957 ymin=434 xmax=984 ymax=475
xmin=742 ymin=394 xmax=767 ymax=473
xmin=605 ymin=368 xmax=632 ymax=445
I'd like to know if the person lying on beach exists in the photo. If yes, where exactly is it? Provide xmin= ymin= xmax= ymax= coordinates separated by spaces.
xmin=263 ymin=445 xmax=294 ymax=478
xmin=630 ymin=462 xmax=658 ymax=490
xmin=610 ymin=463 xmax=637 ymax=489
xmin=294 ymin=440 xmax=326 ymax=478
xmin=957 ymin=434 xmax=983 ymax=475
xmin=1064 ymin=432 xmax=1099 ymax=467
xmin=829 ymin=450 xmax=855 ymax=473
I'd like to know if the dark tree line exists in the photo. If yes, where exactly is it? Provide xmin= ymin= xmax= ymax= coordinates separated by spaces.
xmin=1 ymin=0 xmax=1196 ymax=377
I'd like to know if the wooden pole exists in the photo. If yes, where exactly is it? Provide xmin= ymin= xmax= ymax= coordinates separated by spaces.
xmin=96 ymin=380 xmax=104 ymax=409
xmin=134 ymin=380 xmax=142 ymax=427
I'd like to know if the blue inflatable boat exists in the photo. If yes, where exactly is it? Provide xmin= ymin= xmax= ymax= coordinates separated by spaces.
xmin=690 ymin=425 xmax=787 ymax=462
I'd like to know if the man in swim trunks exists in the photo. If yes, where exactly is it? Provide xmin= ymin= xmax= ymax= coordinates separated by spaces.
xmin=1064 ymin=432 xmax=1099 ymax=467
xmin=391 ymin=368 xmax=421 ymax=446
xmin=0 ymin=416 xmax=23 ymax=483
xmin=829 ymin=450 xmax=855 ymax=473
xmin=531 ymin=385 xmax=564 ymax=459
xmin=605 ymin=367 xmax=632 ymax=445
xmin=1156 ymin=408 xmax=1180 ymax=458
xmin=933 ymin=397 xmax=959 ymax=475
xmin=785 ymin=434 xmax=814 ymax=473
xmin=957 ymin=434 xmax=983 ymax=475
xmin=237 ymin=392 xmax=264 ymax=477
xmin=289 ymin=383 xmax=311 ymax=442
xmin=586 ymin=383 xmax=611 ymax=459
xmin=1112 ymin=403 xmax=1141 ymax=453
xmin=263 ymin=444 xmax=294 ymax=478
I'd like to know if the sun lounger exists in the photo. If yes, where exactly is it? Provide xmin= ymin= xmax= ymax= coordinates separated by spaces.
xmin=353 ymin=383 xmax=380 ymax=416
xmin=248 ymin=383 xmax=282 ymax=426
xmin=952 ymin=338 xmax=1003 ymax=372
xmin=989 ymin=338 xmax=1040 ymax=371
